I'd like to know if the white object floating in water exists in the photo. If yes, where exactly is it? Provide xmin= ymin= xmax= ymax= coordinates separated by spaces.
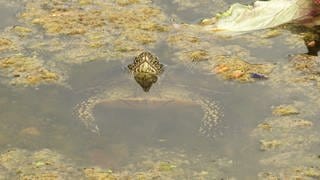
xmin=204 ymin=0 xmax=313 ymax=35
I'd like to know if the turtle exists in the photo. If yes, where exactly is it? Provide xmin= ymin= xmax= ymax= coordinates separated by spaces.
xmin=127 ymin=51 xmax=164 ymax=92
xmin=75 ymin=51 xmax=222 ymax=137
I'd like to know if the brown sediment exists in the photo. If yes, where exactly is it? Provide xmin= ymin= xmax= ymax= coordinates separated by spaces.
xmin=212 ymin=56 xmax=274 ymax=82
xmin=0 ymin=147 xmax=230 ymax=179
xmin=272 ymin=105 xmax=300 ymax=116
xmin=0 ymin=56 xmax=61 ymax=86
xmin=17 ymin=0 xmax=169 ymax=65
xmin=0 ymin=38 xmax=14 ymax=52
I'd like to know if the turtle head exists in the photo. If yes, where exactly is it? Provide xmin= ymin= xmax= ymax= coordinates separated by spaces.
xmin=128 ymin=51 xmax=164 ymax=92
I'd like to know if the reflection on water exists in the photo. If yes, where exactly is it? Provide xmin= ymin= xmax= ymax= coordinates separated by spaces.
xmin=0 ymin=2 xmax=19 ymax=29
xmin=0 ymin=0 xmax=319 ymax=179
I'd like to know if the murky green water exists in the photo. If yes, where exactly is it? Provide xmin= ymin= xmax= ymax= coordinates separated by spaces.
xmin=0 ymin=0 xmax=319 ymax=179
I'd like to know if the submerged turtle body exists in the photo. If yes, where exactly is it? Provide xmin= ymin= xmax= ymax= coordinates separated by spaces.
xmin=75 ymin=51 xmax=222 ymax=137
xmin=76 ymin=85 xmax=221 ymax=137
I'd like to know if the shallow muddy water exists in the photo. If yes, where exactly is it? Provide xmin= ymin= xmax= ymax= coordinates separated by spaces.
xmin=0 ymin=0 xmax=319 ymax=179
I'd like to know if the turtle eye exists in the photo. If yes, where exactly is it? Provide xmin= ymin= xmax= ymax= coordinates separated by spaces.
xmin=134 ymin=57 xmax=139 ymax=63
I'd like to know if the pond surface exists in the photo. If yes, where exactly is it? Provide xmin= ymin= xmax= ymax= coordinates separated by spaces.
xmin=0 ymin=0 xmax=319 ymax=179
